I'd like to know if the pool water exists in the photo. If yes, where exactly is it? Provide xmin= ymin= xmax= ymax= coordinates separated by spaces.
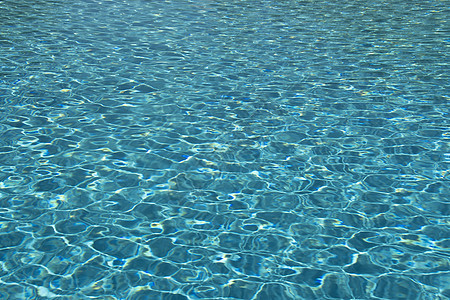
xmin=0 ymin=0 xmax=449 ymax=299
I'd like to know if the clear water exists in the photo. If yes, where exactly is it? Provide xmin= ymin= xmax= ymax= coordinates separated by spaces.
xmin=0 ymin=0 xmax=449 ymax=299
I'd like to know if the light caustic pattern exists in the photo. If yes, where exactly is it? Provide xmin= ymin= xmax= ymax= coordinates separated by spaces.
xmin=0 ymin=0 xmax=448 ymax=299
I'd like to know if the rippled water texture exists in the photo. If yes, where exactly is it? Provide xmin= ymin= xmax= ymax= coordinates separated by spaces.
xmin=0 ymin=0 xmax=449 ymax=299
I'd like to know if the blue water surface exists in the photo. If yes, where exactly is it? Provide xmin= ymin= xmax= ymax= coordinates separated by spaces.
xmin=0 ymin=0 xmax=449 ymax=299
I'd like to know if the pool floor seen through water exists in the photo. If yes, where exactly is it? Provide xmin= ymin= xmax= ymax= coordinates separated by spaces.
xmin=0 ymin=0 xmax=449 ymax=299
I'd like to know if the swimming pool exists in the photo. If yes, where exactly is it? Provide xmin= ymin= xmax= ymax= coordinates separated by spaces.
xmin=0 ymin=0 xmax=448 ymax=299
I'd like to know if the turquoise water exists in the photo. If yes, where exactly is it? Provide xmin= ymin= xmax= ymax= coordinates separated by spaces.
xmin=0 ymin=0 xmax=449 ymax=299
